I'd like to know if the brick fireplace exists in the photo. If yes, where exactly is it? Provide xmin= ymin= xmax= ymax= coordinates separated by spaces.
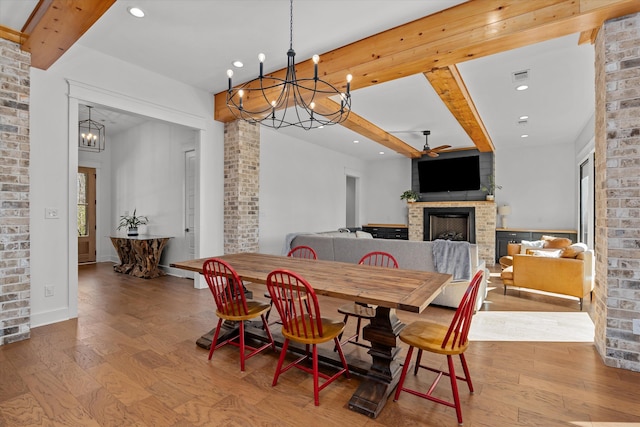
xmin=408 ymin=201 xmax=496 ymax=266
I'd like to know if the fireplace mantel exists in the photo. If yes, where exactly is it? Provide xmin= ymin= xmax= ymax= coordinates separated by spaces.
xmin=408 ymin=201 xmax=496 ymax=266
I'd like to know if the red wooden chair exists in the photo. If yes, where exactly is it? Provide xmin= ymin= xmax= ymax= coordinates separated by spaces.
xmin=337 ymin=251 xmax=399 ymax=347
xmin=393 ymin=270 xmax=484 ymax=425
xmin=266 ymin=269 xmax=350 ymax=406
xmin=203 ymin=258 xmax=275 ymax=371
xmin=264 ymin=245 xmax=317 ymax=324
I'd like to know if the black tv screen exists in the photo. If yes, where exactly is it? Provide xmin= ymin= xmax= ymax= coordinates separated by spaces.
xmin=418 ymin=155 xmax=481 ymax=193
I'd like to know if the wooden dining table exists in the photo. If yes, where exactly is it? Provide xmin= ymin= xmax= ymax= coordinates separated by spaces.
xmin=171 ymin=252 xmax=451 ymax=418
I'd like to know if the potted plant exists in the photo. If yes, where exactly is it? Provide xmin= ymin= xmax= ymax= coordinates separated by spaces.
xmin=481 ymin=175 xmax=502 ymax=201
xmin=117 ymin=209 xmax=148 ymax=236
xmin=400 ymin=190 xmax=420 ymax=203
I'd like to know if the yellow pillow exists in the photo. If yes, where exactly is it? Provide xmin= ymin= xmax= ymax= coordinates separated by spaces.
xmin=561 ymin=242 xmax=588 ymax=258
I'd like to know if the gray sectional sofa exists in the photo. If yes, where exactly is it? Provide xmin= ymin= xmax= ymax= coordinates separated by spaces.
xmin=288 ymin=231 xmax=488 ymax=310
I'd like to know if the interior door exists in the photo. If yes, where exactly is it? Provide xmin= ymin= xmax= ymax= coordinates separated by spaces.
xmin=185 ymin=150 xmax=196 ymax=276
xmin=78 ymin=167 xmax=96 ymax=263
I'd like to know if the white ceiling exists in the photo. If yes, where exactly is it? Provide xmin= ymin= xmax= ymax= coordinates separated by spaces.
xmin=0 ymin=0 xmax=595 ymax=160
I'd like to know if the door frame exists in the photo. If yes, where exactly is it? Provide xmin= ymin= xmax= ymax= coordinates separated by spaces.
xmin=66 ymin=80 xmax=207 ymax=318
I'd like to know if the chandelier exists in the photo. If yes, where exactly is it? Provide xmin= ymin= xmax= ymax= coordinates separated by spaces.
xmin=78 ymin=106 xmax=105 ymax=152
xmin=225 ymin=0 xmax=352 ymax=130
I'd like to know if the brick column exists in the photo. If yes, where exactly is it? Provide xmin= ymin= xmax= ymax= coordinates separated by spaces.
xmin=0 ymin=39 xmax=31 ymax=346
xmin=223 ymin=120 xmax=260 ymax=253
xmin=594 ymin=12 xmax=640 ymax=372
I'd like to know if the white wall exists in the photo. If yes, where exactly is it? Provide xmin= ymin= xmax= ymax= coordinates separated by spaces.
xmin=259 ymin=129 xmax=368 ymax=254
xmin=110 ymin=121 xmax=196 ymax=274
xmin=495 ymin=143 xmax=577 ymax=230
xmin=30 ymin=44 xmax=222 ymax=327
xmin=364 ymin=157 xmax=412 ymax=225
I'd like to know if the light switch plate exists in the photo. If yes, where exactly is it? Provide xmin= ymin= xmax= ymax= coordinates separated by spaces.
xmin=45 ymin=208 xmax=59 ymax=219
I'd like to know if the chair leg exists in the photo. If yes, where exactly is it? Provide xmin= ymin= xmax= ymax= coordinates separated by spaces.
xmin=459 ymin=353 xmax=474 ymax=393
xmin=394 ymin=346 xmax=414 ymax=401
xmin=272 ymin=339 xmax=290 ymax=386
xmin=447 ymin=355 xmax=463 ymax=425
xmin=333 ymin=337 xmax=350 ymax=379
xmin=239 ymin=320 xmax=246 ymax=371
xmin=208 ymin=318 xmax=224 ymax=360
xmin=336 ymin=314 xmax=349 ymax=345
xmin=313 ymin=344 xmax=320 ymax=406
xmin=414 ymin=348 xmax=423 ymax=375
xmin=260 ymin=313 xmax=276 ymax=351
xmin=355 ymin=317 xmax=362 ymax=342
xmin=503 ymin=284 xmax=507 ymax=295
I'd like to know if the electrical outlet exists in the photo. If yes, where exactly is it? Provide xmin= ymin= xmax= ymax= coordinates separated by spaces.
xmin=633 ymin=319 xmax=640 ymax=335
xmin=45 ymin=285 xmax=54 ymax=297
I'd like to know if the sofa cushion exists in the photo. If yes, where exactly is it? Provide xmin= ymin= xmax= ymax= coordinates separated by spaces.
xmin=561 ymin=242 xmax=588 ymax=258
xmin=530 ymin=249 xmax=562 ymax=258
xmin=520 ymin=240 xmax=545 ymax=254
xmin=543 ymin=237 xmax=572 ymax=249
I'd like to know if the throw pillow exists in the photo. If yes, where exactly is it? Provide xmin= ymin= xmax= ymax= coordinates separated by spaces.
xmin=530 ymin=249 xmax=562 ymax=258
xmin=561 ymin=242 xmax=588 ymax=258
xmin=520 ymin=239 xmax=545 ymax=254
xmin=544 ymin=237 xmax=572 ymax=249
xmin=355 ymin=231 xmax=373 ymax=239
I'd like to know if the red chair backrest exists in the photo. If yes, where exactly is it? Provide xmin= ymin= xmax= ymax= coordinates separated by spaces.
xmin=441 ymin=269 xmax=483 ymax=351
xmin=266 ymin=269 xmax=324 ymax=339
xmin=202 ymin=258 xmax=249 ymax=317
xmin=287 ymin=245 xmax=317 ymax=259
xmin=358 ymin=251 xmax=399 ymax=268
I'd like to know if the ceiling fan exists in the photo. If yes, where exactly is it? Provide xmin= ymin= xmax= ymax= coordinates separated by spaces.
xmin=421 ymin=130 xmax=451 ymax=157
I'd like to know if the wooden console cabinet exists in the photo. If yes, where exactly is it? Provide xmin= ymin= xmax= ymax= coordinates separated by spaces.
xmin=495 ymin=228 xmax=578 ymax=261
xmin=362 ymin=224 xmax=408 ymax=240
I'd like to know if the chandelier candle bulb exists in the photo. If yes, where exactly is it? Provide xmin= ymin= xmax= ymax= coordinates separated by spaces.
xmin=313 ymin=54 xmax=319 ymax=79
xmin=224 ymin=0 xmax=351 ymax=129
xmin=258 ymin=53 xmax=265 ymax=77
xmin=227 ymin=69 xmax=233 ymax=91
xmin=347 ymin=74 xmax=352 ymax=93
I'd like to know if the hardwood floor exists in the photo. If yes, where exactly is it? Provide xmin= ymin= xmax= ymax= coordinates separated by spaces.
xmin=1 ymin=263 xmax=639 ymax=426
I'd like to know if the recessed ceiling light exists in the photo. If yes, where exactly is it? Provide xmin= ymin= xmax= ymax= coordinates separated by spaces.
xmin=232 ymin=61 xmax=244 ymax=68
xmin=379 ymin=151 xmax=385 ymax=155
xmin=516 ymin=85 xmax=529 ymax=91
xmin=127 ymin=7 xmax=145 ymax=18
xmin=521 ymin=134 xmax=529 ymax=138
xmin=353 ymin=140 xmax=359 ymax=144
xmin=519 ymin=115 xmax=529 ymax=120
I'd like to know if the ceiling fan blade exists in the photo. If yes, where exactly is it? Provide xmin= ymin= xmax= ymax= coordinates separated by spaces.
xmin=431 ymin=145 xmax=452 ymax=151
xmin=426 ymin=151 xmax=439 ymax=158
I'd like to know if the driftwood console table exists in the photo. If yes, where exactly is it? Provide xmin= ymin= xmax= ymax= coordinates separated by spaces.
xmin=110 ymin=235 xmax=171 ymax=279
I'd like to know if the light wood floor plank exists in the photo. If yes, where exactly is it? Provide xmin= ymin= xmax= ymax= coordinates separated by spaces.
xmin=0 ymin=262 xmax=638 ymax=426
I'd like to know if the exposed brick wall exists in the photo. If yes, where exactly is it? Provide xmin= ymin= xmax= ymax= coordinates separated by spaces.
xmin=0 ymin=39 xmax=31 ymax=346
xmin=408 ymin=201 xmax=496 ymax=267
xmin=595 ymin=12 xmax=640 ymax=372
xmin=223 ymin=120 xmax=260 ymax=254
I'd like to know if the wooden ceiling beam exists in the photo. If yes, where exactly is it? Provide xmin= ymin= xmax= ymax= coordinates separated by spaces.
xmin=313 ymin=99 xmax=422 ymax=158
xmin=215 ymin=0 xmax=640 ymax=122
xmin=20 ymin=0 xmax=116 ymax=70
xmin=214 ymin=0 xmax=640 ymax=158
xmin=424 ymin=65 xmax=494 ymax=153
xmin=0 ymin=25 xmax=23 ymax=44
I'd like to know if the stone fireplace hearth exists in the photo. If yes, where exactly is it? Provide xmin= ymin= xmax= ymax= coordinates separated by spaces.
xmin=408 ymin=201 xmax=496 ymax=267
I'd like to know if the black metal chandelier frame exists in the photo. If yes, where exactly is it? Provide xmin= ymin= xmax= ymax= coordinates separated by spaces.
xmin=225 ymin=0 xmax=352 ymax=130
xmin=78 ymin=106 xmax=105 ymax=152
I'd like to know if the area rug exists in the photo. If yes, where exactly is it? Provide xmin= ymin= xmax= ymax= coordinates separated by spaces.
xmin=468 ymin=311 xmax=595 ymax=342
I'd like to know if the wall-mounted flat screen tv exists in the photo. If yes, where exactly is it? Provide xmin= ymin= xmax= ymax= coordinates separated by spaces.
xmin=418 ymin=155 xmax=481 ymax=193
